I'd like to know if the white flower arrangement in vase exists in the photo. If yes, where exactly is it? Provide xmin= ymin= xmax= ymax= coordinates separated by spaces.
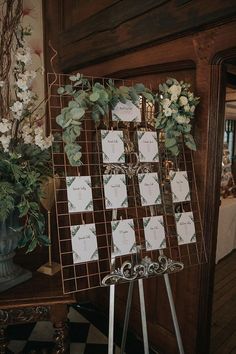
xmin=156 ymin=78 xmax=200 ymax=155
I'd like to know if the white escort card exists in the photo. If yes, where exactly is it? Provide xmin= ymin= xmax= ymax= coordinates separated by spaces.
xmin=175 ymin=212 xmax=196 ymax=245
xmin=111 ymin=219 xmax=136 ymax=257
xmin=66 ymin=176 xmax=93 ymax=213
xmin=137 ymin=131 xmax=159 ymax=162
xmin=101 ymin=130 xmax=125 ymax=163
xmin=138 ymin=173 xmax=161 ymax=206
xmin=169 ymin=170 xmax=191 ymax=203
xmin=143 ymin=216 xmax=166 ymax=250
xmin=103 ymin=174 xmax=128 ymax=209
xmin=112 ymin=100 xmax=141 ymax=122
xmin=71 ymin=223 xmax=99 ymax=264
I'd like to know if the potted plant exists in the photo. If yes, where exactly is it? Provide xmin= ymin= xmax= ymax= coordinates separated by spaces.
xmin=0 ymin=1 xmax=53 ymax=291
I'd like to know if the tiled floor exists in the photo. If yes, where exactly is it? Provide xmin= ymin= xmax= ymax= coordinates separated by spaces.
xmin=6 ymin=304 xmax=156 ymax=354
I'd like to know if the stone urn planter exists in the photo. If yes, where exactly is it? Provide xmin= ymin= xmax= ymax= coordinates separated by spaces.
xmin=0 ymin=211 xmax=32 ymax=292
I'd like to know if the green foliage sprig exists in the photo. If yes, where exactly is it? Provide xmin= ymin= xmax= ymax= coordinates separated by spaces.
xmin=56 ymin=74 xmax=155 ymax=166
xmin=156 ymin=78 xmax=199 ymax=155
xmin=0 ymin=144 xmax=51 ymax=253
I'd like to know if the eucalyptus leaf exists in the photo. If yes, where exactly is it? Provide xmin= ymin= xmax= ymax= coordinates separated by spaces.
xmin=57 ymin=87 xmax=65 ymax=94
xmin=89 ymin=92 xmax=99 ymax=102
xmin=165 ymin=137 xmax=177 ymax=148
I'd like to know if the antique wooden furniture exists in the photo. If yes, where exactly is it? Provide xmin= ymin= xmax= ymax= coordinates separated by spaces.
xmin=0 ymin=254 xmax=75 ymax=354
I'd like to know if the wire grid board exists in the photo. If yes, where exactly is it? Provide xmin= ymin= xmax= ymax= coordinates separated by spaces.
xmin=47 ymin=73 xmax=207 ymax=295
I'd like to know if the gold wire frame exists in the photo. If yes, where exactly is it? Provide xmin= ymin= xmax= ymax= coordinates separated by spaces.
xmin=47 ymin=72 xmax=207 ymax=295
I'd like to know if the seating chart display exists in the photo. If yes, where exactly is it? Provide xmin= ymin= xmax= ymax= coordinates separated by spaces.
xmin=48 ymin=73 xmax=207 ymax=294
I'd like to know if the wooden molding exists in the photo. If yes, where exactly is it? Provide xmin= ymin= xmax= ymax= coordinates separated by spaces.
xmin=58 ymin=1 xmax=236 ymax=72
xmin=107 ymin=60 xmax=195 ymax=79
xmin=196 ymin=46 xmax=236 ymax=354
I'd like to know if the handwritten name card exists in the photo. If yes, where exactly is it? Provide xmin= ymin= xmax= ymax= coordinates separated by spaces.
xmin=66 ymin=176 xmax=93 ymax=213
xmin=143 ymin=216 xmax=166 ymax=250
xmin=103 ymin=174 xmax=128 ymax=209
xmin=175 ymin=212 xmax=196 ymax=245
xmin=71 ymin=223 xmax=99 ymax=264
xmin=170 ymin=170 xmax=191 ymax=203
xmin=111 ymin=219 xmax=136 ymax=256
xmin=101 ymin=130 xmax=125 ymax=163
xmin=137 ymin=131 xmax=159 ymax=162
xmin=138 ymin=173 xmax=161 ymax=206
xmin=112 ymin=100 xmax=141 ymax=122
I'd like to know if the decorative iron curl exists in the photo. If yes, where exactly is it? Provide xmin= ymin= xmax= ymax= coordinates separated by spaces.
xmin=102 ymin=256 xmax=184 ymax=286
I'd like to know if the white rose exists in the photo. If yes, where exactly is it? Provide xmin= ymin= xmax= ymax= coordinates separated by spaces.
xmin=190 ymin=105 xmax=195 ymax=113
xmin=175 ymin=115 xmax=187 ymax=124
xmin=168 ymin=84 xmax=181 ymax=96
xmin=184 ymin=104 xmax=190 ymax=112
xmin=179 ymin=96 xmax=188 ymax=106
xmin=163 ymin=107 xmax=172 ymax=117
xmin=162 ymin=98 xmax=171 ymax=109
xmin=171 ymin=93 xmax=178 ymax=102
xmin=188 ymin=92 xmax=193 ymax=101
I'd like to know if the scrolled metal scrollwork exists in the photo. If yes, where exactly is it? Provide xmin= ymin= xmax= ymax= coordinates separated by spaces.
xmin=104 ymin=152 xmax=152 ymax=178
xmin=102 ymin=255 xmax=184 ymax=286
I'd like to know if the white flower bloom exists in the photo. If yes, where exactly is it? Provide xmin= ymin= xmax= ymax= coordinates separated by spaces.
xmin=23 ymin=133 xmax=33 ymax=144
xmin=16 ymin=78 xmax=28 ymax=91
xmin=175 ymin=115 xmax=188 ymax=124
xmin=0 ymin=81 xmax=4 ymax=87
xmin=17 ymin=90 xmax=32 ymax=104
xmin=188 ymin=92 xmax=193 ymax=101
xmin=163 ymin=107 xmax=172 ymax=117
xmin=20 ymin=70 xmax=36 ymax=81
xmin=179 ymin=96 xmax=188 ymax=106
xmin=34 ymin=126 xmax=53 ymax=150
xmin=162 ymin=98 xmax=171 ymax=109
xmin=190 ymin=105 xmax=195 ymax=113
xmin=0 ymin=134 xmax=11 ymax=152
xmin=0 ymin=119 xmax=12 ymax=133
xmin=171 ymin=93 xmax=178 ymax=102
xmin=10 ymin=101 xmax=23 ymax=113
xmin=168 ymin=84 xmax=181 ymax=97
xmin=15 ymin=47 xmax=32 ymax=65
xmin=184 ymin=104 xmax=190 ymax=112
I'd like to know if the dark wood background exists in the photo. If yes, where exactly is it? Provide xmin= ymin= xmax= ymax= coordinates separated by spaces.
xmin=42 ymin=1 xmax=236 ymax=353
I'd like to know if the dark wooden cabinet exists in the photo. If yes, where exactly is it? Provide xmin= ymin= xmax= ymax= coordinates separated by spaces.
xmin=0 ymin=253 xmax=75 ymax=353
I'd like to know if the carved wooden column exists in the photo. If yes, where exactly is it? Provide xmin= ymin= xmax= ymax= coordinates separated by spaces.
xmin=51 ymin=304 xmax=69 ymax=354
xmin=0 ymin=327 xmax=7 ymax=354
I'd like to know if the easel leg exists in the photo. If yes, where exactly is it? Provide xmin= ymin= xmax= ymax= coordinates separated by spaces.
xmin=138 ymin=279 xmax=149 ymax=354
xmin=108 ymin=284 xmax=115 ymax=354
xmin=164 ymin=273 xmax=185 ymax=354
xmin=120 ymin=281 xmax=134 ymax=354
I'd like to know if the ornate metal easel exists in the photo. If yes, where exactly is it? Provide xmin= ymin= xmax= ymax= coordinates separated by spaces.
xmin=48 ymin=72 xmax=207 ymax=354
xmin=103 ymin=250 xmax=184 ymax=354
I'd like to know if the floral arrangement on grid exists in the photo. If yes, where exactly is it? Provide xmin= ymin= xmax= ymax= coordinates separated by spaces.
xmin=0 ymin=2 xmax=53 ymax=252
xmin=156 ymin=77 xmax=200 ymax=155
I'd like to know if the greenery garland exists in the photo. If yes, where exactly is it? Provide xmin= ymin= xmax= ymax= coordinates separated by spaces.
xmin=56 ymin=74 xmax=155 ymax=166
xmin=156 ymin=77 xmax=199 ymax=155
xmin=56 ymin=74 xmax=199 ymax=164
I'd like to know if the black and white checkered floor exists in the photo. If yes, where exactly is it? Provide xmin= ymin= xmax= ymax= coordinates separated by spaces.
xmin=6 ymin=304 xmax=157 ymax=354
